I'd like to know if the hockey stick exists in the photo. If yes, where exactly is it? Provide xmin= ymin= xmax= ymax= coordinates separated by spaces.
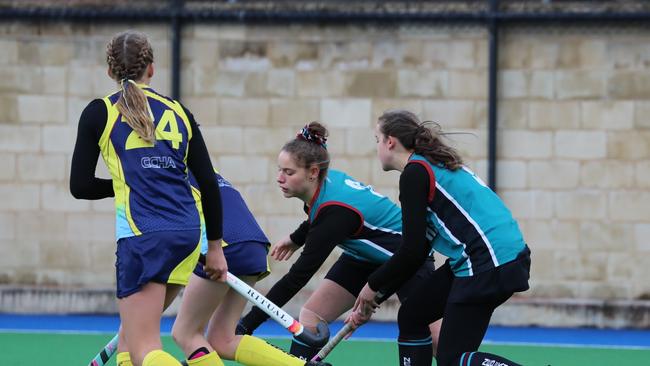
xmin=200 ymin=253 xmax=329 ymax=347
xmin=89 ymin=333 xmax=118 ymax=366
xmin=311 ymin=291 xmax=385 ymax=362
xmin=88 ymin=254 xmax=329 ymax=365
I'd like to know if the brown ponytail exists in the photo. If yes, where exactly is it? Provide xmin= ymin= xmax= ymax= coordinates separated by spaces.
xmin=377 ymin=109 xmax=464 ymax=170
xmin=282 ymin=122 xmax=330 ymax=182
xmin=106 ymin=30 xmax=155 ymax=144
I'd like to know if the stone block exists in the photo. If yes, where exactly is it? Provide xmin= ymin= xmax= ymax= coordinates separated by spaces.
xmin=0 ymin=126 xmax=40 ymax=152
xmin=529 ymin=101 xmax=580 ymax=130
xmin=473 ymin=160 xmax=525 ymax=189
xmin=499 ymin=190 xmax=554 ymax=219
xmin=635 ymin=224 xmax=650 ymax=251
xmin=499 ymin=130 xmax=552 ymax=159
xmin=0 ymin=183 xmax=39 ymax=210
xmin=296 ymin=71 xmax=345 ymax=97
xmin=421 ymin=41 xmax=452 ymax=68
xmin=555 ymin=190 xmax=607 ymax=220
xmin=17 ymin=95 xmax=66 ymax=124
xmin=371 ymin=40 xmax=423 ymax=68
xmin=330 ymin=157 xmax=373 ymax=184
xmin=555 ymin=71 xmax=606 ymax=99
xmin=528 ymin=160 xmax=580 ymax=189
xmin=183 ymin=97 xmax=219 ymax=125
xmin=242 ymin=184 xmax=304 ymax=216
xmin=637 ymin=161 xmax=650 ymax=188
xmin=370 ymin=159 xmax=401 ymax=187
xmin=201 ymin=126 xmax=244 ymax=154
xmin=318 ymin=41 xmax=371 ymax=69
xmin=219 ymin=99 xmax=269 ymax=126
xmin=267 ymin=42 xmax=318 ymax=67
xmin=529 ymin=41 xmax=559 ymax=69
xmin=0 ymin=153 xmax=16 ymax=181
xmin=607 ymin=131 xmax=650 ymax=160
xmin=491 ymin=101 xmax=527 ymax=129
xmin=555 ymin=131 xmax=607 ymax=159
xmin=581 ymin=101 xmax=634 ymax=130
xmin=635 ymin=101 xmax=650 ymax=129
xmin=519 ymin=219 xmax=579 ymax=250
xmin=422 ymin=100 xmax=478 ymax=129
xmin=17 ymin=154 xmax=66 ymax=182
xmin=0 ymin=213 xmax=14 ymax=240
xmin=373 ymin=99 xmax=423 ymax=123
xmin=41 ymin=67 xmax=67 ymax=95
xmin=0 ymin=39 xmax=18 ymax=64
xmin=266 ymin=69 xmax=296 ymax=97
xmin=263 ymin=215 xmax=307 ymax=244
xmin=397 ymin=70 xmax=448 ymax=98
xmin=345 ymin=128 xmax=376 ymax=156
xmin=580 ymin=221 xmax=634 ymax=251
xmin=320 ymin=99 xmax=371 ymax=128
xmin=580 ymin=160 xmax=635 ymax=189
xmin=499 ymin=70 xmax=528 ymax=99
xmin=609 ymin=191 xmax=650 ymax=221
xmin=243 ymin=126 xmax=293 ymax=155
xmin=269 ymin=99 xmax=320 ymax=127
xmin=345 ymin=70 xmax=397 ymax=98
xmin=15 ymin=211 xmax=66 ymax=241
xmin=213 ymin=71 xmax=247 ymax=97
xmin=65 ymin=213 xmax=114 ymax=242
xmin=529 ymin=71 xmax=555 ymax=99
xmin=608 ymin=71 xmax=650 ymax=99
xmin=448 ymin=70 xmax=487 ymax=99
xmin=216 ymin=155 xmax=270 ymax=184
xmin=42 ymin=126 xmax=76 ymax=153
xmin=0 ymin=95 xmax=18 ymax=124
xmin=41 ymin=183 xmax=90 ymax=212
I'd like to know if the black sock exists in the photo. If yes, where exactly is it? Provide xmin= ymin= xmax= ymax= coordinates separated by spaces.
xmin=458 ymin=352 xmax=522 ymax=366
xmin=290 ymin=338 xmax=320 ymax=360
xmin=398 ymin=343 xmax=432 ymax=366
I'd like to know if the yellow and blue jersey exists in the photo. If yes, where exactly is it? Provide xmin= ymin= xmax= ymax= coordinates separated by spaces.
xmin=308 ymin=169 xmax=403 ymax=264
xmin=408 ymin=154 xmax=526 ymax=277
xmin=98 ymin=85 xmax=200 ymax=240
xmin=188 ymin=171 xmax=269 ymax=253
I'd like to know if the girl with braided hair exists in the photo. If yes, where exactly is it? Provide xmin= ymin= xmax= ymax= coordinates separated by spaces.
xmin=70 ymin=30 xmax=227 ymax=366
xmin=347 ymin=109 xmax=531 ymax=366
xmin=238 ymin=122 xmax=440 ymax=361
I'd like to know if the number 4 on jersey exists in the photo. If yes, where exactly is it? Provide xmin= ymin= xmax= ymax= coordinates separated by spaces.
xmin=125 ymin=109 xmax=183 ymax=150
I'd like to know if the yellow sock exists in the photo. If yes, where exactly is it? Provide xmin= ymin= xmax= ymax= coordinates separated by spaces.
xmin=117 ymin=352 xmax=133 ymax=366
xmin=235 ymin=335 xmax=305 ymax=366
xmin=187 ymin=351 xmax=224 ymax=366
xmin=142 ymin=349 xmax=182 ymax=366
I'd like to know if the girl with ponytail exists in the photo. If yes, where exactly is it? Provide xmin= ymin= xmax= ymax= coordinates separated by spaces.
xmin=238 ymin=122 xmax=440 ymax=361
xmin=70 ymin=30 xmax=226 ymax=366
xmin=348 ymin=109 xmax=532 ymax=366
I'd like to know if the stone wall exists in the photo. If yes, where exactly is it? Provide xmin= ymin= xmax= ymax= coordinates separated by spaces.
xmin=0 ymin=21 xmax=649 ymax=326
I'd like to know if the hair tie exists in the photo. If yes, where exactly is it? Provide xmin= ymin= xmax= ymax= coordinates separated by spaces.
xmin=297 ymin=126 xmax=328 ymax=149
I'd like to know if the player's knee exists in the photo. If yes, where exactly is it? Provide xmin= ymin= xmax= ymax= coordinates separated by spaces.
xmin=299 ymin=306 xmax=326 ymax=330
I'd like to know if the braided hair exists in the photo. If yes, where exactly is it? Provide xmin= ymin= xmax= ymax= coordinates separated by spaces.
xmin=282 ymin=122 xmax=330 ymax=182
xmin=377 ymin=109 xmax=464 ymax=170
xmin=106 ymin=30 xmax=155 ymax=144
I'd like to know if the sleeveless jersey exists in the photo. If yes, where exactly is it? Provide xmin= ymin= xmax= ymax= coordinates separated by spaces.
xmin=99 ymin=85 xmax=200 ymax=240
xmin=189 ymin=171 xmax=269 ymax=254
xmin=408 ymin=154 xmax=526 ymax=277
xmin=308 ymin=170 xmax=403 ymax=264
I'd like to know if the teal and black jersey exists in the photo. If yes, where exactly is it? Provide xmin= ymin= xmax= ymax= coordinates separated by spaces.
xmin=408 ymin=154 xmax=525 ymax=277
xmin=307 ymin=169 xmax=403 ymax=264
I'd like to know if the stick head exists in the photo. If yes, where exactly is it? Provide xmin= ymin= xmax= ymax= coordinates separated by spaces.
xmin=294 ymin=320 xmax=330 ymax=348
